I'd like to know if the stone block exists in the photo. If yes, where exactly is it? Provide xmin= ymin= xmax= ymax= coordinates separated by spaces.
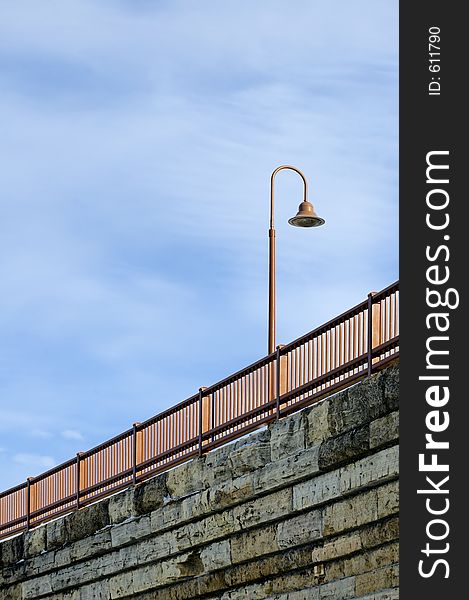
xmin=254 ymin=445 xmax=320 ymax=495
xmin=383 ymin=363 xmax=399 ymax=411
xmin=230 ymin=441 xmax=271 ymax=478
xmin=134 ymin=473 xmax=168 ymax=515
xmin=204 ymin=445 xmax=233 ymax=486
xmin=360 ymin=517 xmax=399 ymax=549
xmin=22 ymin=574 xmax=53 ymax=599
xmin=109 ymin=570 xmax=135 ymax=599
xmin=137 ymin=531 xmax=174 ymax=564
xmin=306 ymin=399 xmax=330 ymax=446
xmin=277 ymin=510 xmax=322 ymax=549
xmin=355 ymin=564 xmax=399 ymax=596
xmin=319 ymin=576 xmax=356 ymax=599
xmin=46 ymin=517 xmax=68 ymax=550
xmin=0 ymin=535 xmax=24 ymax=566
xmin=166 ymin=457 xmax=207 ymax=498
xmin=293 ymin=470 xmax=340 ymax=511
xmin=111 ymin=515 xmax=151 ymax=547
xmin=328 ymin=373 xmax=386 ymax=437
xmin=0 ymin=583 xmax=22 ymax=600
xmin=24 ymin=525 xmax=46 ymax=558
xmin=268 ymin=589 xmax=320 ymax=600
xmin=370 ymin=412 xmax=399 ymax=450
xmin=318 ymin=425 xmax=369 ymax=470
xmin=132 ymin=563 xmax=160 ymax=594
xmin=66 ymin=499 xmax=110 ymax=543
xmin=210 ymin=475 xmax=255 ymax=510
xmin=233 ymin=487 xmax=292 ymax=529
xmin=200 ymin=539 xmax=232 ymax=571
xmin=80 ymin=581 xmax=111 ymax=600
xmin=270 ymin=411 xmax=306 ymax=461
xmin=377 ymin=481 xmax=399 ymax=519
xmin=356 ymin=590 xmax=399 ymax=600
xmin=311 ymin=532 xmax=362 ymax=563
xmin=323 ymin=489 xmax=378 ymax=536
xmin=69 ymin=529 xmax=112 ymax=562
xmin=231 ymin=525 xmax=278 ymax=563
xmin=109 ymin=488 xmax=136 ymax=524
xmin=339 ymin=446 xmax=399 ymax=494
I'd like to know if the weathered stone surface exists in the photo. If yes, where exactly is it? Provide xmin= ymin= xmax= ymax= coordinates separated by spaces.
xmin=355 ymin=590 xmax=399 ymax=600
xmin=293 ymin=470 xmax=340 ymax=511
xmin=109 ymin=488 xmax=136 ymax=525
xmin=24 ymin=525 xmax=46 ymax=558
xmin=254 ymin=445 xmax=320 ymax=495
xmin=46 ymin=517 xmax=68 ymax=550
xmin=134 ymin=473 xmax=167 ymax=515
xmin=166 ymin=456 xmax=207 ymax=498
xmin=200 ymin=539 xmax=231 ymax=571
xmin=231 ymin=525 xmax=278 ymax=563
xmin=111 ymin=515 xmax=151 ymax=547
xmin=0 ymin=364 xmax=399 ymax=600
xmin=230 ymin=440 xmax=271 ymax=478
xmin=320 ymin=576 xmax=356 ymax=599
xmin=232 ymin=487 xmax=292 ymax=529
xmin=277 ymin=511 xmax=322 ymax=549
xmin=360 ymin=517 xmax=399 ymax=550
xmin=312 ymin=532 xmax=362 ymax=563
xmin=306 ymin=399 xmax=330 ymax=447
xmin=383 ymin=363 xmax=399 ymax=411
xmin=323 ymin=489 xmax=378 ymax=536
xmin=22 ymin=573 xmax=53 ymax=598
xmin=66 ymin=500 xmax=110 ymax=543
xmin=0 ymin=582 xmax=22 ymax=600
xmin=0 ymin=535 xmax=23 ymax=567
xmin=377 ymin=481 xmax=399 ymax=519
xmin=355 ymin=565 xmax=399 ymax=597
xmin=318 ymin=426 xmax=369 ymax=471
xmin=270 ymin=411 xmax=306 ymax=461
xmin=328 ymin=374 xmax=385 ymax=437
xmin=370 ymin=412 xmax=399 ymax=450
xmin=339 ymin=447 xmax=398 ymax=494
xmin=69 ymin=529 xmax=111 ymax=562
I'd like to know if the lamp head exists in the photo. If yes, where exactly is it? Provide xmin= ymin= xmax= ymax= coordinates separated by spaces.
xmin=288 ymin=200 xmax=325 ymax=228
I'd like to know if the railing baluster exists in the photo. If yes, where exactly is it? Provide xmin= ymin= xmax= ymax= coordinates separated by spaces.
xmin=76 ymin=453 xmax=82 ymax=509
xmin=26 ymin=477 xmax=32 ymax=530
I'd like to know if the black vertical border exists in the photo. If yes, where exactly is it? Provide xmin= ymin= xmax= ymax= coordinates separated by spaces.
xmin=400 ymin=1 xmax=466 ymax=597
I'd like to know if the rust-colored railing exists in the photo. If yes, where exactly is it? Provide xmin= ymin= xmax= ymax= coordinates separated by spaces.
xmin=0 ymin=281 xmax=399 ymax=540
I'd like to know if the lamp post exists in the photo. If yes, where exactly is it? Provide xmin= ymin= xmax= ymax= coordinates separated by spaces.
xmin=268 ymin=165 xmax=325 ymax=354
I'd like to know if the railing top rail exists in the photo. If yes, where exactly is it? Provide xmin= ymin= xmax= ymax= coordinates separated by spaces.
xmin=372 ymin=280 xmax=399 ymax=301
xmin=138 ymin=392 xmax=199 ymax=429
xmin=203 ymin=352 xmax=276 ymax=396
xmin=80 ymin=427 xmax=134 ymax=460
xmin=0 ymin=480 xmax=27 ymax=500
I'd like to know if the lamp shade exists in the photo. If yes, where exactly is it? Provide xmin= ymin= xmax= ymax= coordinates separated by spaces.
xmin=288 ymin=201 xmax=325 ymax=228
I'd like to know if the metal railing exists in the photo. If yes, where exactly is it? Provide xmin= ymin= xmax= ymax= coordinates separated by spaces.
xmin=0 ymin=281 xmax=399 ymax=540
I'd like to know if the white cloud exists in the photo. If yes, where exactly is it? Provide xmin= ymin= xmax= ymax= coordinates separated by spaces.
xmin=31 ymin=429 xmax=53 ymax=439
xmin=13 ymin=453 xmax=56 ymax=470
xmin=61 ymin=430 xmax=84 ymax=441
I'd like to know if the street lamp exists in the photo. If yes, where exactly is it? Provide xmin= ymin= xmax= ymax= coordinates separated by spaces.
xmin=268 ymin=165 xmax=325 ymax=354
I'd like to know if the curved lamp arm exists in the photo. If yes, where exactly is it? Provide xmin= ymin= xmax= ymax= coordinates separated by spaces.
xmin=270 ymin=165 xmax=308 ymax=229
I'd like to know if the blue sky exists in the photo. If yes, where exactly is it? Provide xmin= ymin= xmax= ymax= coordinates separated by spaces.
xmin=0 ymin=1 xmax=398 ymax=490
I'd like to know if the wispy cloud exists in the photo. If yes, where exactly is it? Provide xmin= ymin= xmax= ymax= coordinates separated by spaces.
xmin=61 ymin=430 xmax=84 ymax=441
xmin=13 ymin=453 xmax=56 ymax=471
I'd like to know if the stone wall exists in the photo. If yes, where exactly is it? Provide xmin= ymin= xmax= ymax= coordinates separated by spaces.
xmin=0 ymin=362 xmax=399 ymax=600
